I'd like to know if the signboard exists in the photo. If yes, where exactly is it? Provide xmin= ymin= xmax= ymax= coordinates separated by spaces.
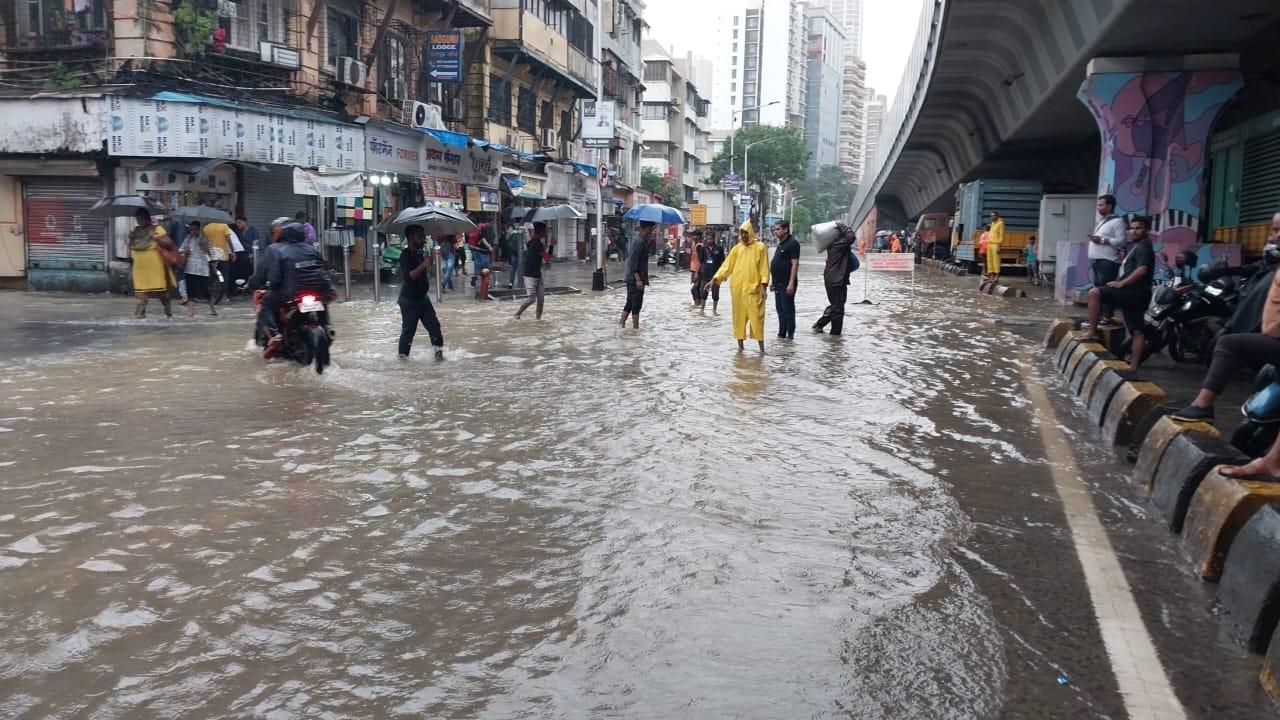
xmin=865 ymin=253 xmax=916 ymax=272
xmin=425 ymin=31 xmax=463 ymax=83
xmin=739 ymin=193 xmax=753 ymax=210
xmin=293 ymin=168 xmax=365 ymax=197
xmin=364 ymin=122 xmax=422 ymax=175
xmin=465 ymin=185 xmax=500 ymax=212
xmin=690 ymin=204 xmax=707 ymax=225
xmin=722 ymin=172 xmax=742 ymax=191
xmin=107 ymin=95 xmax=362 ymax=171
xmin=581 ymin=100 xmax=615 ymax=149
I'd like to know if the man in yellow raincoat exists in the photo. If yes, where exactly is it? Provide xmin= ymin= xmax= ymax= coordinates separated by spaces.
xmin=986 ymin=210 xmax=1005 ymax=281
xmin=708 ymin=221 xmax=770 ymax=352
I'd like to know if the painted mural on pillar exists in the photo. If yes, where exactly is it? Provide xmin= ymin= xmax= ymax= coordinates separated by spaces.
xmin=1078 ymin=70 xmax=1242 ymax=243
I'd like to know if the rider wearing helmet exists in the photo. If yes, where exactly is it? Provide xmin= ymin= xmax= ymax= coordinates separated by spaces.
xmin=259 ymin=222 xmax=336 ymax=356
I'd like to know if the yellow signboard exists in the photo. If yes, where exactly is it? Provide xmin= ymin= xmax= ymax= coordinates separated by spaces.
xmin=690 ymin=204 xmax=707 ymax=226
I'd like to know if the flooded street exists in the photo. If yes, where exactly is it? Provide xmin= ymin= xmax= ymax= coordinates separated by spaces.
xmin=0 ymin=260 xmax=1275 ymax=718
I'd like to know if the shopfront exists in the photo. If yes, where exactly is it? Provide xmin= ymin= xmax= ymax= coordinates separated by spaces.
xmin=363 ymin=121 xmax=425 ymax=270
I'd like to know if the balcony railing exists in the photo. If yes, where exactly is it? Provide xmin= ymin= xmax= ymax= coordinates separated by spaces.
xmin=603 ymin=65 xmax=620 ymax=98
xmin=2 ymin=0 xmax=109 ymax=52
xmin=566 ymin=46 xmax=593 ymax=91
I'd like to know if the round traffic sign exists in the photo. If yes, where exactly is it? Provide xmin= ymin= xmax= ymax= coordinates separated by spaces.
xmin=598 ymin=163 xmax=609 ymax=188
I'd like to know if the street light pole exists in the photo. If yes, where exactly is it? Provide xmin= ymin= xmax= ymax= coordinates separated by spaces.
xmin=591 ymin=0 xmax=606 ymax=291
xmin=742 ymin=136 xmax=782 ymax=224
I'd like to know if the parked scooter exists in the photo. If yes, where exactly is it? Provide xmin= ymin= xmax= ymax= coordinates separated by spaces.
xmin=1125 ymin=258 xmax=1239 ymax=365
xmin=1231 ymin=365 xmax=1280 ymax=458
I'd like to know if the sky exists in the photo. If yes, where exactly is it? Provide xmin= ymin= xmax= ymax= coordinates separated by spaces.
xmin=639 ymin=0 xmax=926 ymax=108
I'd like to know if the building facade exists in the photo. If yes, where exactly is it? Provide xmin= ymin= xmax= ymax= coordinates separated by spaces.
xmin=803 ymin=7 xmax=846 ymax=176
xmin=807 ymin=0 xmax=863 ymax=57
xmin=864 ymin=90 xmax=888 ymax=177
xmin=710 ymin=0 xmax=807 ymax=131
xmin=839 ymin=53 xmax=868 ymax=183
xmin=640 ymin=39 xmax=711 ymax=206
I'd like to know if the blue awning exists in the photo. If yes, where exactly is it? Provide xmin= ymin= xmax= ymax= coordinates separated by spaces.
xmin=572 ymin=162 xmax=598 ymax=177
xmin=150 ymin=91 xmax=358 ymax=126
xmin=419 ymin=127 xmax=470 ymax=149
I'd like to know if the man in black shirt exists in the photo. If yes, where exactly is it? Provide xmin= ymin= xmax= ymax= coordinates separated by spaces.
xmin=698 ymin=236 xmax=725 ymax=313
xmin=515 ymin=221 xmax=547 ymax=320
xmin=619 ymin=221 xmax=656 ymax=329
xmin=769 ymin=220 xmax=801 ymax=339
xmin=397 ymin=224 xmax=445 ymax=360
xmin=1076 ymin=215 xmax=1154 ymax=372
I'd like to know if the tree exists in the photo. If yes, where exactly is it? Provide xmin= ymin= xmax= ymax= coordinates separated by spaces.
xmin=640 ymin=167 xmax=684 ymax=207
xmin=787 ymin=203 xmax=813 ymax=238
xmin=707 ymin=125 xmax=809 ymax=220
xmin=798 ymin=165 xmax=857 ymax=221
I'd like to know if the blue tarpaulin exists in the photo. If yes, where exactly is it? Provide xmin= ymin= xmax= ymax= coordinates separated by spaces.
xmin=419 ymin=127 xmax=470 ymax=149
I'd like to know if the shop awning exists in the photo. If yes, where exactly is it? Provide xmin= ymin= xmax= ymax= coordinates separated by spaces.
xmin=141 ymin=158 xmax=271 ymax=176
xmin=150 ymin=91 xmax=359 ymax=127
xmin=419 ymin=127 xmax=470 ymax=149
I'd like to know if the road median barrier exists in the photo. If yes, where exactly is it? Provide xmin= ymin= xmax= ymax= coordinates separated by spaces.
xmin=1044 ymin=317 xmax=1074 ymax=350
xmin=1151 ymin=434 xmax=1248 ymax=532
xmin=1217 ymin=503 xmax=1280 ymax=653
xmin=1134 ymin=414 xmax=1219 ymax=490
xmin=1086 ymin=369 xmax=1131 ymax=427
xmin=1054 ymin=336 xmax=1083 ymax=374
xmin=1101 ymin=381 xmax=1166 ymax=445
xmin=1081 ymin=361 xmax=1132 ymax=412
xmin=977 ymin=279 xmax=1027 ymax=297
xmin=1183 ymin=471 xmax=1280 ymax=582
xmin=1066 ymin=343 xmax=1110 ymax=392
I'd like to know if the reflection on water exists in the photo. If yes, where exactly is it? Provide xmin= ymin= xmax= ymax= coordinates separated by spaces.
xmin=0 ymin=265 xmax=1051 ymax=717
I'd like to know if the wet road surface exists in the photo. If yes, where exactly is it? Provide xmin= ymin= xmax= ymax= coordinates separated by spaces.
xmin=0 ymin=259 xmax=1275 ymax=718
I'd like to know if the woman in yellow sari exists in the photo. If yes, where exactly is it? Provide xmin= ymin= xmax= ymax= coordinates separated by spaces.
xmin=129 ymin=208 xmax=177 ymax=318
xmin=708 ymin=220 xmax=770 ymax=353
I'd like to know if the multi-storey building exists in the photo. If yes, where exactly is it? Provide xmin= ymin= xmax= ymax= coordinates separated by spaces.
xmin=599 ymin=0 xmax=647 ymax=190
xmin=710 ymin=0 xmax=807 ymax=131
xmin=807 ymin=0 xmax=863 ymax=57
xmin=0 ymin=0 xmax=625 ymax=290
xmin=803 ymin=7 xmax=846 ymax=176
xmin=864 ymin=90 xmax=888 ymax=175
xmin=839 ymin=54 xmax=868 ymax=183
xmin=639 ymin=40 xmax=711 ymax=206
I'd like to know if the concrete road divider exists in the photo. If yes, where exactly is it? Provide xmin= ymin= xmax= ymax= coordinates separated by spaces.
xmin=1151 ymin=434 xmax=1248 ymax=532
xmin=1096 ymin=325 xmax=1126 ymax=357
xmin=1134 ymin=414 xmax=1219 ymax=491
xmin=1102 ymin=381 xmax=1167 ymax=445
xmin=1054 ymin=336 xmax=1083 ymax=374
xmin=1067 ymin=343 xmax=1111 ymax=393
xmin=1087 ymin=369 xmax=1131 ymax=428
xmin=1081 ymin=360 xmax=1131 ymax=410
xmin=1044 ymin=318 xmax=1073 ymax=350
xmin=1261 ymin=622 xmax=1280 ymax=704
xmin=1217 ymin=503 xmax=1280 ymax=653
xmin=1183 ymin=471 xmax=1280 ymax=581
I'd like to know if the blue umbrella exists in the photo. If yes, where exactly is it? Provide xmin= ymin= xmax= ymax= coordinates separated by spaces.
xmin=624 ymin=203 xmax=686 ymax=224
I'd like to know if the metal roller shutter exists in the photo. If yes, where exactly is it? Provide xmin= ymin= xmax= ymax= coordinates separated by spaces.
xmin=241 ymin=165 xmax=315 ymax=242
xmin=23 ymin=178 xmax=106 ymax=271
xmin=1240 ymin=129 xmax=1280 ymax=225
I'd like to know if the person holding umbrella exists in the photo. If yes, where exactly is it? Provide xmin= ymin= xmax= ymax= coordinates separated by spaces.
xmin=397 ymin=224 xmax=445 ymax=359
xmin=619 ymin=221 xmax=656 ymax=329
xmin=515 ymin=221 xmax=549 ymax=320
xmin=707 ymin=221 xmax=770 ymax=352
xmin=128 ymin=208 xmax=179 ymax=319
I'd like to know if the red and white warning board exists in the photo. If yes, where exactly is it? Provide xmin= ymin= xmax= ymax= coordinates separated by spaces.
xmin=865 ymin=253 xmax=915 ymax=272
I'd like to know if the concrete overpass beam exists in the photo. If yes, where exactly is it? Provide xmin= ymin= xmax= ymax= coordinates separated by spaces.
xmin=1077 ymin=55 xmax=1243 ymax=242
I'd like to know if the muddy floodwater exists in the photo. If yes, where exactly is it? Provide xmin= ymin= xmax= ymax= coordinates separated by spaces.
xmin=0 ymin=261 xmax=1274 ymax=718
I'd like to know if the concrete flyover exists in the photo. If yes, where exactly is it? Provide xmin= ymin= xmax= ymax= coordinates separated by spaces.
xmin=850 ymin=0 xmax=1280 ymax=232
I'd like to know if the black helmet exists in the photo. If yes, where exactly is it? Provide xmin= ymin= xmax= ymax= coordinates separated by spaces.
xmin=279 ymin=222 xmax=307 ymax=243
xmin=1264 ymin=243 xmax=1280 ymax=265
xmin=1176 ymin=250 xmax=1197 ymax=268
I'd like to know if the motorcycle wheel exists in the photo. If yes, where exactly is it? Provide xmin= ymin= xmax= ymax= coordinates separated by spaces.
xmin=1170 ymin=326 xmax=1210 ymax=364
xmin=1231 ymin=421 xmax=1279 ymax=459
xmin=310 ymin=326 xmax=330 ymax=375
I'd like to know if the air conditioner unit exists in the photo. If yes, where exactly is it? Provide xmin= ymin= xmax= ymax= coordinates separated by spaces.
xmin=506 ymin=131 xmax=521 ymax=150
xmin=258 ymin=42 xmax=300 ymax=70
xmin=539 ymin=128 xmax=557 ymax=149
xmin=405 ymin=100 xmax=432 ymax=129
xmin=426 ymin=84 xmax=445 ymax=104
xmin=559 ymin=139 xmax=574 ymax=159
xmin=386 ymin=78 xmax=407 ymax=101
xmin=445 ymin=97 xmax=466 ymax=122
xmin=338 ymin=57 xmax=367 ymax=87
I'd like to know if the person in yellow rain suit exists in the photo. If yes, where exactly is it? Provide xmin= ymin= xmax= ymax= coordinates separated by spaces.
xmin=708 ymin=221 xmax=770 ymax=353
xmin=986 ymin=210 xmax=1006 ymax=281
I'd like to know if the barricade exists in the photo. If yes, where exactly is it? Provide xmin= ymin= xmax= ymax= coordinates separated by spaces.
xmin=1133 ymin=415 xmax=1219 ymax=491
xmin=1218 ymin=503 xmax=1280 ymax=652
xmin=1150 ymin=434 xmax=1247 ymax=532
xmin=1044 ymin=317 xmax=1073 ymax=350
xmin=1101 ymin=381 xmax=1166 ymax=445
xmin=1184 ymin=472 xmax=1280 ymax=581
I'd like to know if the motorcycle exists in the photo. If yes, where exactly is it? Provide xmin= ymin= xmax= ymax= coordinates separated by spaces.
xmin=1127 ymin=270 xmax=1238 ymax=365
xmin=1230 ymin=365 xmax=1280 ymax=458
xmin=253 ymin=290 xmax=334 ymax=374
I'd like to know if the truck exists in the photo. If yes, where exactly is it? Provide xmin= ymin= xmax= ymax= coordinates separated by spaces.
xmin=916 ymin=211 xmax=952 ymax=257
xmin=1036 ymin=194 xmax=1097 ymax=281
xmin=952 ymin=179 xmax=1043 ymax=273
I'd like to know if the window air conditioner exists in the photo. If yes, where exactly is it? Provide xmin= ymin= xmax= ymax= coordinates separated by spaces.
xmin=445 ymin=97 xmax=466 ymax=122
xmin=559 ymin=139 xmax=575 ymax=160
xmin=506 ymin=131 xmax=521 ymax=150
xmin=386 ymin=78 xmax=407 ymax=101
xmin=338 ymin=57 xmax=367 ymax=87
xmin=539 ymin=128 xmax=557 ymax=149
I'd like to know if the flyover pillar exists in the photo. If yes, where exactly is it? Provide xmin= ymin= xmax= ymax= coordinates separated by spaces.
xmin=1077 ymin=55 xmax=1242 ymax=243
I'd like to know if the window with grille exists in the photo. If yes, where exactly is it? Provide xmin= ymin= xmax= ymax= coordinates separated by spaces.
xmin=325 ymin=7 xmax=359 ymax=70
xmin=540 ymin=100 xmax=555 ymax=129
xmin=517 ymin=87 xmax=536 ymax=133
xmin=488 ymin=73 xmax=511 ymax=124
xmin=642 ymin=104 xmax=668 ymax=120
xmin=381 ymin=35 xmax=407 ymax=97
xmin=643 ymin=61 xmax=667 ymax=82
xmin=222 ymin=0 xmax=289 ymax=53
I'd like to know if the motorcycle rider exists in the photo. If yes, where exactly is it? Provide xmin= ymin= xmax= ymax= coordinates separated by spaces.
xmin=260 ymin=222 xmax=336 ymax=358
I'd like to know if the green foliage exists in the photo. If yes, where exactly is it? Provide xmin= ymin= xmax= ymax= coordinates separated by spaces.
xmin=707 ymin=125 xmax=808 ymax=221
xmin=42 ymin=62 xmax=84 ymax=92
xmin=640 ymin=167 xmax=684 ymax=206
xmin=787 ymin=203 xmax=813 ymax=238
xmin=798 ymin=165 xmax=857 ymax=219
xmin=174 ymin=0 xmax=218 ymax=58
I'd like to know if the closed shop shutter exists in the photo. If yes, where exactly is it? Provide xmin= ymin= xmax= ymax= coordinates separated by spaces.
xmin=1240 ymin=129 xmax=1280 ymax=225
xmin=23 ymin=178 xmax=106 ymax=271
xmin=241 ymin=165 xmax=315 ymax=243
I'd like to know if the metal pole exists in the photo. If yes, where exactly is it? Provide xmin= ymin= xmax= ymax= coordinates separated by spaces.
xmin=435 ymin=243 xmax=442 ymax=303
xmin=343 ymin=241 xmax=352 ymax=302
xmin=590 ymin=0 xmax=606 ymax=291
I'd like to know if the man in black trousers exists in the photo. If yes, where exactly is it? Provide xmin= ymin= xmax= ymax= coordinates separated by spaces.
xmin=398 ymin=225 xmax=445 ymax=360
xmin=813 ymin=223 xmax=859 ymax=336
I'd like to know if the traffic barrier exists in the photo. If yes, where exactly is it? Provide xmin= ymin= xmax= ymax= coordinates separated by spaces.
xmin=1150 ymin=434 xmax=1247 ymax=532
xmin=1070 ymin=348 xmax=1114 ymax=395
xmin=1217 ymin=503 xmax=1280 ymax=653
xmin=1133 ymin=414 xmax=1219 ymax=491
xmin=1183 ymin=471 xmax=1280 ymax=581
xmin=1044 ymin=318 xmax=1073 ymax=350
xmin=1066 ymin=343 xmax=1109 ymax=392
xmin=1054 ymin=336 xmax=1083 ymax=374
xmin=1101 ymin=381 xmax=1166 ymax=445
xmin=1125 ymin=403 xmax=1179 ymax=463
xmin=1097 ymin=325 xmax=1126 ymax=357
xmin=1263 ymin=631 xmax=1280 ymax=705
xmin=1086 ymin=369 xmax=1130 ymax=428
xmin=1081 ymin=360 xmax=1131 ymax=409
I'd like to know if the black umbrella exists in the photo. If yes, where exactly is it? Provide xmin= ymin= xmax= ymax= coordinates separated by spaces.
xmin=529 ymin=204 xmax=586 ymax=222
xmin=87 ymin=195 xmax=167 ymax=218
xmin=169 ymin=205 xmax=234 ymax=223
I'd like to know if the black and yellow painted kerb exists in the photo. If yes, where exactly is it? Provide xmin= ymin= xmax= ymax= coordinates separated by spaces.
xmin=921 ymin=258 xmax=967 ymax=276
xmin=1043 ymin=318 xmax=1280 ymax=703
xmin=977 ymin=278 xmax=1028 ymax=298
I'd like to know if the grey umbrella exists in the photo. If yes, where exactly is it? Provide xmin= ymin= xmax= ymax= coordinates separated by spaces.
xmin=528 ymin=204 xmax=586 ymax=222
xmin=378 ymin=206 xmax=477 ymax=237
xmin=86 ymin=195 xmax=167 ymax=218
xmin=169 ymin=205 xmax=234 ymax=223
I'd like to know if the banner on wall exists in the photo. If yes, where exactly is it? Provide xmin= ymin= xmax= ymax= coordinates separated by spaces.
xmin=581 ymin=100 xmax=615 ymax=149
xmin=107 ymin=95 xmax=363 ymax=171
xmin=365 ymin=122 xmax=423 ymax=176
xmin=293 ymin=168 xmax=365 ymax=197
xmin=465 ymin=186 xmax=500 ymax=212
